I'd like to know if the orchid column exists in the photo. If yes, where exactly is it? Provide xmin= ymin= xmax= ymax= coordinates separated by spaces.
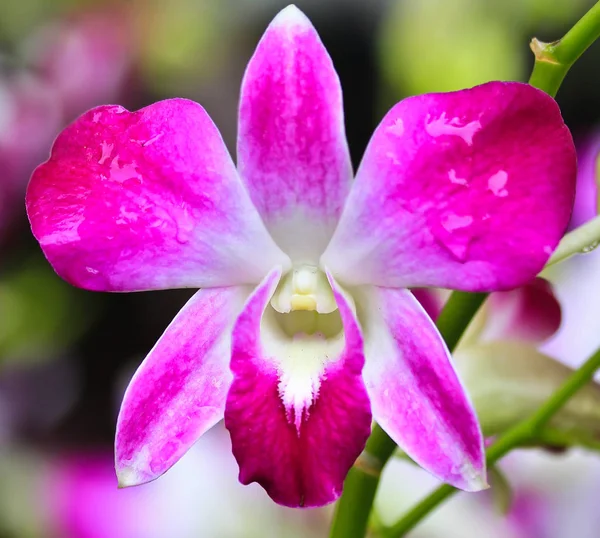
xmin=26 ymin=5 xmax=576 ymax=510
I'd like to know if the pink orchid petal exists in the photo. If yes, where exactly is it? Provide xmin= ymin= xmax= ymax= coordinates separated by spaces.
xmin=357 ymin=285 xmax=486 ymax=490
xmin=323 ymin=82 xmax=576 ymax=291
xmin=27 ymin=99 xmax=289 ymax=292
xmin=237 ymin=6 xmax=352 ymax=262
xmin=482 ymin=277 xmax=561 ymax=344
xmin=224 ymin=268 xmax=371 ymax=507
xmin=115 ymin=285 xmax=249 ymax=486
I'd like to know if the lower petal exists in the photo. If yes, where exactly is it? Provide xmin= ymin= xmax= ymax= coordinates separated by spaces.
xmin=224 ymin=269 xmax=371 ymax=507
xmin=356 ymin=285 xmax=486 ymax=491
xmin=115 ymin=285 xmax=249 ymax=486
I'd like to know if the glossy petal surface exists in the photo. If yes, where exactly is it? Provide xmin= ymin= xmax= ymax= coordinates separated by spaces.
xmin=225 ymin=269 xmax=371 ymax=507
xmin=237 ymin=6 xmax=352 ymax=262
xmin=115 ymin=285 xmax=249 ymax=486
xmin=323 ymin=82 xmax=576 ymax=291
xmin=27 ymin=99 xmax=288 ymax=291
xmin=357 ymin=285 xmax=486 ymax=490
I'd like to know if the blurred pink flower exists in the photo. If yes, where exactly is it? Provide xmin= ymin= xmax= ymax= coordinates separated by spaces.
xmin=542 ymin=129 xmax=600 ymax=367
xmin=0 ymin=73 xmax=60 ymax=236
xmin=500 ymin=450 xmax=600 ymax=538
xmin=568 ymin=130 xmax=600 ymax=230
xmin=415 ymin=277 xmax=561 ymax=345
xmin=506 ymin=487 xmax=549 ymax=538
xmin=27 ymin=5 xmax=576 ymax=507
xmin=26 ymin=9 xmax=134 ymax=119
xmin=0 ymin=9 xmax=133 ymax=237
xmin=41 ymin=426 xmax=327 ymax=538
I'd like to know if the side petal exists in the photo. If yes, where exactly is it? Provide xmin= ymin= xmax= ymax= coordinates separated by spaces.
xmin=27 ymin=98 xmax=289 ymax=292
xmin=237 ymin=6 xmax=353 ymax=263
xmin=224 ymin=268 xmax=372 ymax=507
xmin=356 ymin=285 xmax=486 ymax=490
xmin=323 ymin=81 xmax=576 ymax=291
xmin=115 ymin=285 xmax=249 ymax=486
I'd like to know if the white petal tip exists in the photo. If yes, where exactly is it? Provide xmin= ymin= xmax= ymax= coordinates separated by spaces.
xmin=116 ymin=465 xmax=146 ymax=489
xmin=450 ymin=459 xmax=489 ymax=492
xmin=272 ymin=5 xmax=311 ymax=28
xmin=462 ymin=472 xmax=490 ymax=492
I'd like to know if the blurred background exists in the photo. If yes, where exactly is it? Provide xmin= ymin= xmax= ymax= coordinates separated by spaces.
xmin=1 ymin=0 xmax=600 ymax=536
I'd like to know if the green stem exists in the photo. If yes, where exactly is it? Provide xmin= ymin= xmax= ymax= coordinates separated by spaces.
xmin=529 ymin=0 xmax=600 ymax=96
xmin=382 ymin=485 xmax=456 ymax=538
xmin=329 ymin=292 xmax=487 ymax=538
xmin=329 ymin=427 xmax=396 ymax=538
xmin=434 ymin=292 xmax=488 ymax=351
xmin=385 ymin=347 xmax=600 ymax=537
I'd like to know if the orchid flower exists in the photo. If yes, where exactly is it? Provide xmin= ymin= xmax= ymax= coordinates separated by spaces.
xmin=26 ymin=5 xmax=576 ymax=507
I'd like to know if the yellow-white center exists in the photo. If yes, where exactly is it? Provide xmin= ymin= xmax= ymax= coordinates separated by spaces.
xmin=270 ymin=265 xmax=337 ymax=314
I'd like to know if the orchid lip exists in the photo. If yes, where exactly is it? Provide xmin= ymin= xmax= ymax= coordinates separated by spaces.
xmin=260 ymin=268 xmax=347 ymax=433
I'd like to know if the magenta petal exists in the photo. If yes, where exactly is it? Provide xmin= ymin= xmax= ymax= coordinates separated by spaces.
xmin=115 ymin=285 xmax=249 ymax=486
xmin=483 ymin=277 xmax=561 ymax=344
xmin=27 ymin=99 xmax=288 ymax=291
xmin=323 ymin=82 xmax=576 ymax=291
xmin=237 ymin=6 xmax=352 ymax=262
xmin=358 ymin=286 xmax=486 ymax=490
xmin=224 ymin=269 xmax=372 ymax=507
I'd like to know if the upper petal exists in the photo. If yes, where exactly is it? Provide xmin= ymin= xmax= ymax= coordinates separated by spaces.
xmin=356 ymin=285 xmax=486 ymax=490
xmin=237 ymin=6 xmax=353 ymax=263
xmin=27 ymin=99 xmax=289 ymax=292
xmin=224 ymin=268 xmax=371 ymax=507
xmin=115 ymin=285 xmax=249 ymax=486
xmin=323 ymin=81 xmax=576 ymax=291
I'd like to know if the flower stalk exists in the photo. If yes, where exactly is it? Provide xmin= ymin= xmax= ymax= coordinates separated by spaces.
xmin=529 ymin=0 xmax=600 ymax=97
